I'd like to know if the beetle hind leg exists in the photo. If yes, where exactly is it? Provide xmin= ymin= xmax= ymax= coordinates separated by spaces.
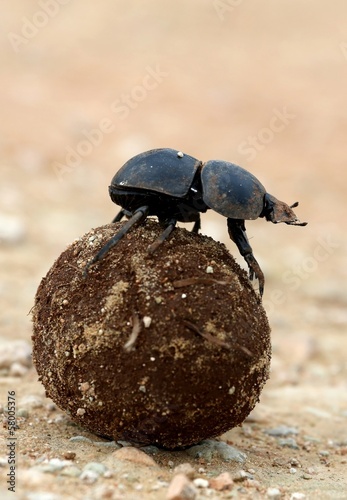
xmin=84 ymin=206 xmax=149 ymax=275
xmin=148 ymin=219 xmax=177 ymax=254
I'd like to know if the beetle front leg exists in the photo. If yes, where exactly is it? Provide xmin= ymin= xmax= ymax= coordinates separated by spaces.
xmin=227 ymin=218 xmax=264 ymax=297
xmin=84 ymin=206 xmax=149 ymax=275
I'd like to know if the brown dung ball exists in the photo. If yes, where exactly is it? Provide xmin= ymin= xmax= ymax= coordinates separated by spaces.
xmin=32 ymin=220 xmax=271 ymax=449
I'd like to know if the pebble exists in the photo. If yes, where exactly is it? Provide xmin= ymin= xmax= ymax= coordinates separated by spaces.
xmin=233 ymin=470 xmax=250 ymax=482
xmin=79 ymin=469 xmax=99 ymax=483
xmin=0 ymin=338 xmax=32 ymax=373
xmin=166 ymin=473 xmax=197 ymax=500
xmin=215 ymin=441 xmax=247 ymax=462
xmin=9 ymin=361 xmax=29 ymax=376
xmin=34 ymin=458 xmax=72 ymax=473
xmin=83 ymin=462 xmax=108 ymax=476
xmin=193 ymin=477 xmax=209 ymax=488
xmin=267 ymin=487 xmax=282 ymax=499
xmin=186 ymin=439 xmax=246 ymax=463
xmin=173 ymin=463 xmax=196 ymax=479
xmin=68 ymin=436 xmax=119 ymax=449
xmin=69 ymin=435 xmax=93 ymax=443
xmin=60 ymin=465 xmax=81 ymax=477
xmin=290 ymin=493 xmax=306 ymax=500
xmin=209 ymin=472 xmax=234 ymax=491
xmin=140 ymin=445 xmax=159 ymax=455
xmin=143 ymin=316 xmax=152 ymax=328
xmin=0 ymin=213 xmax=26 ymax=244
xmin=109 ymin=446 xmax=158 ymax=467
xmin=17 ymin=408 xmax=29 ymax=418
xmin=278 ymin=438 xmax=299 ymax=449
xmin=19 ymin=394 xmax=44 ymax=409
xmin=264 ymin=425 xmax=298 ymax=436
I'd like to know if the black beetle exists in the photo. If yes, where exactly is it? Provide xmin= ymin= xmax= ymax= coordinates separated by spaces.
xmin=85 ymin=148 xmax=307 ymax=296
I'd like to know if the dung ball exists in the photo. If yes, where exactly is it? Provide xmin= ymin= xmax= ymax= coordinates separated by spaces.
xmin=32 ymin=220 xmax=271 ymax=449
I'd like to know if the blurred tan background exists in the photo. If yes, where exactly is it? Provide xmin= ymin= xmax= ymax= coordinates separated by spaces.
xmin=1 ymin=1 xmax=347 ymax=497
xmin=1 ymin=0 xmax=346 ymax=337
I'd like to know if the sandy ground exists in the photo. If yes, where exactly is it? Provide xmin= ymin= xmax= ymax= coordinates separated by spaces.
xmin=1 ymin=1 xmax=347 ymax=498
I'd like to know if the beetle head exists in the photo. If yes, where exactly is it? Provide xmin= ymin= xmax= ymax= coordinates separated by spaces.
xmin=263 ymin=193 xmax=307 ymax=226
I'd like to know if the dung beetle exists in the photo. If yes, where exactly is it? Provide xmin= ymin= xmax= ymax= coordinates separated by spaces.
xmin=85 ymin=148 xmax=307 ymax=296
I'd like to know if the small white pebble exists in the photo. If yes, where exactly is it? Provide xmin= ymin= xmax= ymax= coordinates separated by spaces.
xmin=290 ymin=494 xmax=306 ymax=500
xmin=139 ymin=385 xmax=146 ymax=393
xmin=150 ymin=357 xmax=155 ymax=362
xmin=193 ymin=478 xmax=209 ymax=488
xmin=80 ymin=469 xmax=99 ymax=483
xmin=181 ymin=293 xmax=187 ymax=299
xmin=267 ymin=487 xmax=281 ymax=499
xmin=177 ymin=151 xmax=184 ymax=158
xmin=206 ymin=265 xmax=214 ymax=274
xmin=98 ymin=329 xmax=104 ymax=334
xmin=290 ymin=467 xmax=297 ymax=474
xmin=228 ymin=386 xmax=235 ymax=395
xmin=76 ymin=408 xmax=86 ymax=416
xmin=0 ymin=214 xmax=26 ymax=243
xmin=9 ymin=362 xmax=28 ymax=377
xmin=62 ymin=299 xmax=69 ymax=306
xmin=143 ymin=316 xmax=152 ymax=328
xmin=198 ymin=467 xmax=206 ymax=474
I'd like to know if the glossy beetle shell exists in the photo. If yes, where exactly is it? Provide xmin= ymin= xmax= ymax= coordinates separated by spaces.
xmin=201 ymin=160 xmax=266 ymax=219
xmin=112 ymin=148 xmax=201 ymax=198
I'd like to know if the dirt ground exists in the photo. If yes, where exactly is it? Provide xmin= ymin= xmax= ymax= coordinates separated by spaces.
xmin=1 ymin=1 xmax=347 ymax=499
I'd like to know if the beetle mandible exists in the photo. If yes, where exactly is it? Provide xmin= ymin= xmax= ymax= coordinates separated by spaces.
xmin=85 ymin=148 xmax=307 ymax=296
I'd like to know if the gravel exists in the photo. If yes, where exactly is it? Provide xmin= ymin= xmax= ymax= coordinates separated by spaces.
xmin=186 ymin=439 xmax=247 ymax=463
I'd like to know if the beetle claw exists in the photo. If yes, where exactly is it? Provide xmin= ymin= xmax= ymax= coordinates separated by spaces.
xmin=244 ymin=254 xmax=264 ymax=297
